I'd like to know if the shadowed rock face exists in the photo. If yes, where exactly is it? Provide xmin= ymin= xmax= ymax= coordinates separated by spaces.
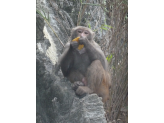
xmin=36 ymin=0 xmax=107 ymax=123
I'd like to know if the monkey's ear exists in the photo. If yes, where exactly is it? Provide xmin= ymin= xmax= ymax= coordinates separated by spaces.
xmin=71 ymin=28 xmax=75 ymax=35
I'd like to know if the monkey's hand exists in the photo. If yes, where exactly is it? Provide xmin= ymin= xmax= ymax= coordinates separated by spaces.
xmin=76 ymin=86 xmax=93 ymax=95
xmin=72 ymin=81 xmax=84 ymax=91
xmin=79 ymin=37 xmax=88 ymax=46
xmin=70 ymin=41 xmax=79 ymax=49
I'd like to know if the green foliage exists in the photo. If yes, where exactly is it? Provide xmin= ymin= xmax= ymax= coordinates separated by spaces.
xmin=112 ymin=66 xmax=115 ymax=70
xmin=101 ymin=24 xmax=112 ymax=31
xmin=87 ymin=22 xmax=91 ymax=29
xmin=36 ymin=9 xmax=50 ymax=22
xmin=125 ymin=13 xmax=128 ymax=20
xmin=123 ymin=0 xmax=128 ymax=4
xmin=93 ymin=29 xmax=98 ymax=32
xmin=106 ymin=54 xmax=113 ymax=62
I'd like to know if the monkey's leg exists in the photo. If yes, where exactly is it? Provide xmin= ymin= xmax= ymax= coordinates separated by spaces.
xmin=67 ymin=69 xmax=84 ymax=83
xmin=75 ymin=60 xmax=110 ymax=100
xmin=67 ymin=69 xmax=92 ymax=96
xmin=67 ymin=70 xmax=87 ymax=91
xmin=86 ymin=60 xmax=110 ymax=102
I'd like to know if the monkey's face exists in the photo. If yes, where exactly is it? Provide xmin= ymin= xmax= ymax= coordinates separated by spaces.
xmin=76 ymin=29 xmax=90 ymax=39
xmin=71 ymin=26 xmax=95 ymax=41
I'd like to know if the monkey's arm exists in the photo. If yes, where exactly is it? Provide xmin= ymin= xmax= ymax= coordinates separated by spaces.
xmin=60 ymin=42 xmax=76 ymax=77
xmin=55 ymin=42 xmax=73 ymax=75
xmin=79 ymin=38 xmax=108 ymax=71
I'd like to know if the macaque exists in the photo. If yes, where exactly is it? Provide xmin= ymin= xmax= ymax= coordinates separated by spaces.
xmin=56 ymin=26 xmax=111 ymax=102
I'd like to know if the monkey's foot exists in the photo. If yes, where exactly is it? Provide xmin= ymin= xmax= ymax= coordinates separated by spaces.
xmin=75 ymin=86 xmax=93 ymax=96
xmin=72 ymin=81 xmax=84 ymax=91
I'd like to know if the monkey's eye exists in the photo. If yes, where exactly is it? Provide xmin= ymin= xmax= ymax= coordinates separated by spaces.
xmin=84 ymin=31 xmax=88 ymax=34
xmin=78 ymin=30 xmax=82 ymax=33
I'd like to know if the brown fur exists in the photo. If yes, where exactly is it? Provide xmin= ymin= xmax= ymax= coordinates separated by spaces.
xmin=86 ymin=60 xmax=111 ymax=102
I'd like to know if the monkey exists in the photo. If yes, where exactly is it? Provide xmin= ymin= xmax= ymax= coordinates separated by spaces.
xmin=55 ymin=26 xmax=111 ymax=103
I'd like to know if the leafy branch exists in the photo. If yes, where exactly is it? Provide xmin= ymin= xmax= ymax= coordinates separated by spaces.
xmin=106 ymin=54 xmax=113 ymax=63
xmin=101 ymin=24 xmax=112 ymax=31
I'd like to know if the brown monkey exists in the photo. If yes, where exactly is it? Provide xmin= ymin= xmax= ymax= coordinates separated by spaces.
xmin=56 ymin=26 xmax=111 ymax=102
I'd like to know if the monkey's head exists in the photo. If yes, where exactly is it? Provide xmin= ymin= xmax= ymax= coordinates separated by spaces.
xmin=71 ymin=26 xmax=95 ymax=41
